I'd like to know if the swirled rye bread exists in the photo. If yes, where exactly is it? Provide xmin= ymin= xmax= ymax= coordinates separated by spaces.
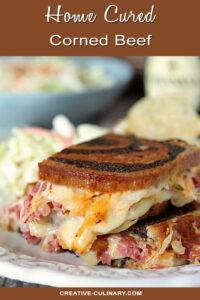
xmin=39 ymin=134 xmax=200 ymax=192
xmin=8 ymin=134 xmax=200 ymax=269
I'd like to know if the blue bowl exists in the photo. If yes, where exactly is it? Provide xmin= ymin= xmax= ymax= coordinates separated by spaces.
xmin=0 ymin=57 xmax=134 ymax=131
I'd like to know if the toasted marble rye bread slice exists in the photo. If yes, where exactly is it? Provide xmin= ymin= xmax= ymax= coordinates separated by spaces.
xmin=38 ymin=133 xmax=200 ymax=193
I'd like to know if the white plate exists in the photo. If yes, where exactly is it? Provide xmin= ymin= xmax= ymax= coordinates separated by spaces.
xmin=0 ymin=229 xmax=200 ymax=287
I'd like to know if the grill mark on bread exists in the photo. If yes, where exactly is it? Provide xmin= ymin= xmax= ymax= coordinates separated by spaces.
xmin=60 ymin=136 xmax=160 ymax=155
xmin=81 ymin=137 xmax=119 ymax=147
xmin=49 ymin=136 xmax=185 ymax=173
xmin=49 ymin=155 xmax=180 ymax=173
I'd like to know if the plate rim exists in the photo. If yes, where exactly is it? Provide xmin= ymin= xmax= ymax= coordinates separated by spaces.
xmin=0 ymin=240 xmax=200 ymax=287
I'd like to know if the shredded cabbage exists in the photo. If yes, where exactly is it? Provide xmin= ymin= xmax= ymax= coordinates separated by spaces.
xmin=0 ymin=128 xmax=65 ymax=204
xmin=0 ymin=57 xmax=114 ymax=93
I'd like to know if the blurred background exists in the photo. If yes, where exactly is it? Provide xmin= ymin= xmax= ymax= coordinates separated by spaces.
xmin=0 ymin=56 xmax=200 ymax=135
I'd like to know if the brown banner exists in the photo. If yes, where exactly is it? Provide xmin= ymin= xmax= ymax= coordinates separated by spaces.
xmin=0 ymin=0 xmax=199 ymax=55
xmin=0 ymin=288 xmax=200 ymax=300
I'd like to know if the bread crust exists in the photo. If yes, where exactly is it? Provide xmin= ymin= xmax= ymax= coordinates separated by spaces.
xmin=39 ymin=134 xmax=200 ymax=192
xmin=132 ymin=202 xmax=198 ymax=238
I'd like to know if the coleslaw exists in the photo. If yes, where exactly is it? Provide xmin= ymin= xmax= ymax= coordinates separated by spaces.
xmin=0 ymin=126 xmax=73 ymax=204
xmin=0 ymin=57 xmax=114 ymax=93
xmin=0 ymin=115 xmax=107 ymax=205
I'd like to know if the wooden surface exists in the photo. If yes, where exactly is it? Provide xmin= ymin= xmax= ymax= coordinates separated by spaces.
xmin=0 ymin=94 xmax=141 ymax=287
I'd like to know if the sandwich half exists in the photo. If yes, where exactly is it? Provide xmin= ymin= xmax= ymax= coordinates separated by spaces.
xmin=87 ymin=202 xmax=200 ymax=268
xmin=6 ymin=134 xmax=200 ymax=268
